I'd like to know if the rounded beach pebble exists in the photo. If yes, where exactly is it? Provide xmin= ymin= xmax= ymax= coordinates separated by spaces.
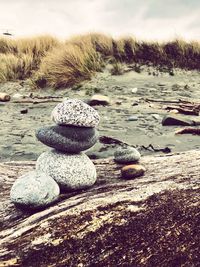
xmin=114 ymin=147 xmax=141 ymax=163
xmin=36 ymin=150 xmax=97 ymax=190
xmin=89 ymin=94 xmax=110 ymax=106
xmin=121 ymin=164 xmax=146 ymax=179
xmin=10 ymin=171 xmax=60 ymax=209
xmin=51 ymin=99 xmax=100 ymax=127
xmin=36 ymin=125 xmax=99 ymax=153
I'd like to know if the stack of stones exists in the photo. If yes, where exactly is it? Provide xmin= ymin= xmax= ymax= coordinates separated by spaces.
xmin=114 ymin=146 xmax=146 ymax=179
xmin=10 ymin=99 xmax=100 ymax=209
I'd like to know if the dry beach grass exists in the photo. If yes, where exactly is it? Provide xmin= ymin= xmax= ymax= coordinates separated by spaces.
xmin=0 ymin=33 xmax=200 ymax=88
xmin=0 ymin=35 xmax=59 ymax=82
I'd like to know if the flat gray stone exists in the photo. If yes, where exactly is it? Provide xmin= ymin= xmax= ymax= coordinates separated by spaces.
xmin=51 ymin=99 xmax=100 ymax=127
xmin=10 ymin=171 xmax=60 ymax=209
xmin=36 ymin=125 xmax=98 ymax=153
xmin=114 ymin=147 xmax=141 ymax=163
xmin=36 ymin=150 xmax=97 ymax=190
xmin=126 ymin=116 xmax=138 ymax=121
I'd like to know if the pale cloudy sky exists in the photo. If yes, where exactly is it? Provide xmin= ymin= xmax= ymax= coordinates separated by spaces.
xmin=0 ymin=0 xmax=200 ymax=40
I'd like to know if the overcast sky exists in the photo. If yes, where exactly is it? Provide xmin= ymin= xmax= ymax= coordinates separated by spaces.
xmin=0 ymin=0 xmax=200 ymax=40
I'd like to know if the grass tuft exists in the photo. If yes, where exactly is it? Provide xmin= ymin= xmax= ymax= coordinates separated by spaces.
xmin=35 ymin=41 xmax=102 ymax=88
xmin=110 ymin=62 xmax=124 ymax=75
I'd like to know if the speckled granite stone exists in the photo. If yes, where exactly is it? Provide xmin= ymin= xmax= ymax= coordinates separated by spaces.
xmin=114 ymin=147 xmax=141 ymax=163
xmin=36 ymin=150 xmax=97 ymax=190
xmin=51 ymin=99 xmax=100 ymax=127
xmin=36 ymin=125 xmax=98 ymax=153
xmin=10 ymin=171 xmax=60 ymax=209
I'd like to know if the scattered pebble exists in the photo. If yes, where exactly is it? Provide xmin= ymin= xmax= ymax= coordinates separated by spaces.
xmin=169 ymin=109 xmax=179 ymax=114
xmin=148 ymin=104 xmax=155 ymax=108
xmin=10 ymin=171 xmax=60 ymax=209
xmin=131 ymin=88 xmax=138 ymax=93
xmin=89 ymin=94 xmax=110 ymax=106
xmin=0 ymin=93 xmax=10 ymax=102
xmin=132 ymin=102 xmax=139 ymax=106
xmin=126 ymin=116 xmax=138 ymax=121
xmin=20 ymin=109 xmax=28 ymax=114
xmin=114 ymin=147 xmax=141 ymax=163
xmin=158 ymin=83 xmax=166 ymax=87
xmin=116 ymin=100 xmax=122 ymax=105
xmin=121 ymin=164 xmax=146 ymax=179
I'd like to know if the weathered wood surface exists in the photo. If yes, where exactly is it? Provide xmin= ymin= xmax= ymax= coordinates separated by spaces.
xmin=13 ymin=99 xmax=61 ymax=104
xmin=164 ymin=105 xmax=199 ymax=116
xmin=176 ymin=127 xmax=200 ymax=135
xmin=0 ymin=151 xmax=200 ymax=267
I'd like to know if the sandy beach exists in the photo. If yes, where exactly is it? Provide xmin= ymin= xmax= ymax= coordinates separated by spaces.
xmin=1 ymin=66 xmax=200 ymax=162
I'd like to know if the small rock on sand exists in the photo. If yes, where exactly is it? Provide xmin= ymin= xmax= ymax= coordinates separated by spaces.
xmin=0 ymin=93 xmax=10 ymax=102
xmin=126 ymin=116 xmax=138 ymax=121
xmin=89 ymin=94 xmax=110 ymax=106
xmin=132 ymin=102 xmax=139 ymax=106
xmin=131 ymin=88 xmax=138 ymax=93
xmin=116 ymin=100 xmax=122 ymax=105
xmin=20 ymin=109 xmax=28 ymax=114
xmin=169 ymin=109 xmax=179 ymax=114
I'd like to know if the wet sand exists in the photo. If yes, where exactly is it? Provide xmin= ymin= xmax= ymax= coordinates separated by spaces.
xmin=1 ymin=66 xmax=200 ymax=162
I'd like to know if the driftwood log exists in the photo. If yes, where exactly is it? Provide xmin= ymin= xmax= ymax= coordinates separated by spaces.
xmin=145 ymin=98 xmax=200 ymax=116
xmin=164 ymin=105 xmax=200 ymax=116
xmin=176 ymin=127 xmax=200 ymax=135
xmin=13 ymin=99 xmax=62 ymax=104
xmin=0 ymin=151 xmax=200 ymax=267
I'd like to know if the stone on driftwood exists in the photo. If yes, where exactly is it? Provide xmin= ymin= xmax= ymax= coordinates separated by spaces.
xmin=0 ymin=151 xmax=200 ymax=267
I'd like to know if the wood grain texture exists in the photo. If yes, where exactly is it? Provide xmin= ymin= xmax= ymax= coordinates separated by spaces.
xmin=0 ymin=151 xmax=200 ymax=267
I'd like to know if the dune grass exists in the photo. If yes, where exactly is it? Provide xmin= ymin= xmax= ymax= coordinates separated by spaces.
xmin=0 ymin=33 xmax=200 ymax=88
xmin=0 ymin=35 xmax=59 ymax=82
xmin=35 ymin=41 xmax=102 ymax=88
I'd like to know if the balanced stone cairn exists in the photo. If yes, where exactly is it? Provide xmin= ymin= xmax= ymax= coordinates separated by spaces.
xmin=10 ymin=99 xmax=100 ymax=209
